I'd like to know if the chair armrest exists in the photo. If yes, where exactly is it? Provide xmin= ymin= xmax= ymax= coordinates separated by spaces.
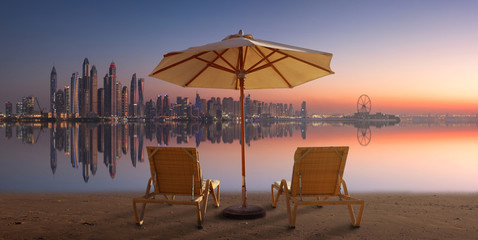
xmin=341 ymin=179 xmax=349 ymax=196
xmin=145 ymin=177 xmax=154 ymax=196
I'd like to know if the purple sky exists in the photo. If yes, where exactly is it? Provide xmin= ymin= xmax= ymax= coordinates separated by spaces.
xmin=1 ymin=0 xmax=478 ymax=114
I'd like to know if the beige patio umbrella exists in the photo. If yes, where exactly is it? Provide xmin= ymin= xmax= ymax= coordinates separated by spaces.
xmin=149 ymin=30 xmax=334 ymax=219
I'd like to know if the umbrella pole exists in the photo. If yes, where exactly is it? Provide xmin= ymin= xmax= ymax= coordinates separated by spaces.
xmin=222 ymin=58 xmax=265 ymax=219
xmin=240 ymin=78 xmax=247 ymax=208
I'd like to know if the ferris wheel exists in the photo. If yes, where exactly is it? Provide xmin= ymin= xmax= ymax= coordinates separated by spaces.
xmin=356 ymin=127 xmax=372 ymax=146
xmin=357 ymin=94 xmax=371 ymax=114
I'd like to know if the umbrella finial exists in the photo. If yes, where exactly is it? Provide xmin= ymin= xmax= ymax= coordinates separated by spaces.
xmin=222 ymin=30 xmax=253 ymax=41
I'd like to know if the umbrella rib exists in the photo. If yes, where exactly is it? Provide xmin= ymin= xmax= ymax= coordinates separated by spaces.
xmin=252 ymin=46 xmax=292 ymax=88
xmin=268 ymin=47 xmax=334 ymax=74
xmin=245 ymin=49 xmax=279 ymax=73
xmin=248 ymin=56 xmax=288 ymax=73
xmin=212 ymin=50 xmax=238 ymax=72
xmin=243 ymin=46 xmax=249 ymax=70
xmin=185 ymin=51 xmax=227 ymax=87
xmin=194 ymin=56 xmax=236 ymax=74
xmin=150 ymin=52 xmax=208 ymax=76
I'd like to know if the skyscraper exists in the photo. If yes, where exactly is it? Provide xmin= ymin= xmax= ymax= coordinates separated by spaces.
xmin=16 ymin=102 xmax=23 ymax=115
xmin=90 ymin=65 xmax=98 ymax=114
xmin=300 ymin=101 xmax=306 ymax=118
xmin=55 ymin=90 xmax=65 ymax=114
xmin=129 ymin=73 xmax=137 ymax=117
xmin=115 ymin=81 xmax=122 ymax=116
xmin=145 ymin=99 xmax=155 ymax=118
xmin=108 ymin=62 xmax=117 ymax=116
xmin=163 ymin=94 xmax=170 ymax=116
xmin=50 ymin=66 xmax=57 ymax=114
xmin=103 ymin=74 xmax=112 ymax=117
xmin=70 ymin=72 xmax=79 ymax=117
xmin=195 ymin=92 xmax=201 ymax=109
xmin=222 ymin=97 xmax=234 ymax=116
xmin=121 ymin=86 xmax=128 ymax=116
xmin=79 ymin=58 xmax=90 ymax=117
xmin=5 ymin=102 xmax=12 ymax=116
xmin=64 ymin=86 xmax=70 ymax=115
xmin=97 ymin=88 xmax=104 ymax=117
xmin=245 ymin=94 xmax=251 ymax=117
xmin=137 ymin=78 xmax=144 ymax=117
xmin=156 ymin=95 xmax=162 ymax=116
xmin=23 ymin=97 xmax=34 ymax=115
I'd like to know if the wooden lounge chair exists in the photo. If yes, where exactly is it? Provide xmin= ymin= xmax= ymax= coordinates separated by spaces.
xmin=271 ymin=146 xmax=364 ymax=228
xmin=133 ymin=147 xmax=220 ymax=229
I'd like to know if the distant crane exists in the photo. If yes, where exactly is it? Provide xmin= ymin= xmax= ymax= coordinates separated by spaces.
xmin=34 ymin=97 xmax=45 ymax=116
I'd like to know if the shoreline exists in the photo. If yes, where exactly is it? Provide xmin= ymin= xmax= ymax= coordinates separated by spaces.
xmin=1 ymin=192 xmax=477 ymax=239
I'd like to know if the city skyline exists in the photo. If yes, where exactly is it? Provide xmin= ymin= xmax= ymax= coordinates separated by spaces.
xmin=1 ymin=1 xmax=478 ymax=115
xmin=4 ymin=56 xmax=313 ymax=119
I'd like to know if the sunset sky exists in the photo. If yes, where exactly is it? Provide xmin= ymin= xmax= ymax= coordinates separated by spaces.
xmin=1 ymin=0 xmax=477 ymax=115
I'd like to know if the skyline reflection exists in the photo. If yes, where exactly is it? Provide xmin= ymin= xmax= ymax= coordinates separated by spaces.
xmin=2 ymin=121 xmax=391 ymax=184
xmin=1 ymin=121 xmax=478 ymax=192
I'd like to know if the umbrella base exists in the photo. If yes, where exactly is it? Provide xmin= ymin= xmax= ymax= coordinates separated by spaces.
xmin=223 ymin=205 xmax=266 ymax=219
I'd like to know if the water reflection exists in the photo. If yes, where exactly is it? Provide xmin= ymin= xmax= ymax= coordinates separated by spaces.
xmin=3 ymin=121 xmax=390 ymax=184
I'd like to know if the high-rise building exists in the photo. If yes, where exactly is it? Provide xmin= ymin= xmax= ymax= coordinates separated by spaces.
xmin=82 ymin=58 xmax=90 ymax=83
xmin=156 ymin=95 xmax=162 ymax=116
xmin=5 ymin=102 xmax=12 ymax=116
xmin=79 ymin=58 xmax=90 ymax=117
xmin=16 ymin=102 xmax=23 ymax=115
xmin=103 ymin=74 xmax=112 ymax=117
xmin=207 ymin=98 xmax=215 ymax=117
xmin=64 ymin=86 xmax=70 ymax=115
xmin=55 ymin=90 xmax=65 ymax=114
xmin=50 ymin=66 xmax=57 ymax=114
xmin=115 ymin=81 xmax=122 ymax=116
xmin=22 ymin=97 xmax=34 ymax=115
xmin=121 ymin=86 xmax=128 ymax=117
xmin=200 ymin=99 xmax=207 ymax=117
xmin=129 ymin=73 xmax=137 ymax=117
xmin=97 ymin=88 xmax=104 ymax=116
xmin=300 ymin=101 xmax=306 ymax=118
xmin=90 ymin=65 xmax=98 ymax=114
xmin=70 ymin=72 xmax=79 ymax=117
xmin=222 ymin=97 xmax=234 ymax=116
xmin=138 ymin=78 xmax=144 ymax=117
xmin=145 ymin=99 xmax=155 ymax=118
xmin=195 ymin=92 xmax=201 ymax=108
xmin=245 ymin=94 xmax=251 ymax=117
xmin=162 ymin=94 xmax=170 ymax=116
xmin=108 ymin=62 xmax=117 ymax=116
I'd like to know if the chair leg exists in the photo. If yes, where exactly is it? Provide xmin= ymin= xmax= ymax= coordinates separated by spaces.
xmin=290 ymin=204 xmax=299 ymax=228
xmin=202 ymin=189 xmax=209 ymax=221
xmin=196 ymin=202 xmax=203 ymax=229
xmin=132 ymin=199 xmax=146 ymax=226
xmin=315 ymin=197 xmax=323 ymax=208
xmin=285 ymin=195 xmax=293 ymax=228
xmin=347 ymin=201 xmax=365 ymax=227
xmin=271 ymin=184 xmax=282 ymax=208
xmin=211 ymin=184 xmax=220 ymax=207
xmin=271 ymin=184 xmax=275 ymax=206
xmin=208 ymin=181 xmax=220 ymax=208
xmin=217 ymin=185 xmax=220 ymax=206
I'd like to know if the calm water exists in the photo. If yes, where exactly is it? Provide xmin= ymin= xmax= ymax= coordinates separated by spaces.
xmin=0 ymin=121 xmax=477 ymax=193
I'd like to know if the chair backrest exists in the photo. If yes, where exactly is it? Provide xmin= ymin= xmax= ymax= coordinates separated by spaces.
xmin=290 ymin=147 xmax=349 ymax=197
xmin=146 ymin=147 xmax=203 ymax=196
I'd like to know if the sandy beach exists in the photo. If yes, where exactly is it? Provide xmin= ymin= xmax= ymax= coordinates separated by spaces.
xmin=1 ymin=192 xmax=477 ymax=239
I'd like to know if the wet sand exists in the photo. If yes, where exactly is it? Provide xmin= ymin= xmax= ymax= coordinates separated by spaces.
xmin=1 ymin=192 xmax=477 ymax=239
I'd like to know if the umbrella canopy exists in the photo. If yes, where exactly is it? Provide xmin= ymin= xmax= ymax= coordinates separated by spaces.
xmin=150 ymin=31 xmax=333 ymax=90
xmin=150 ymin=30 xmax=334 ymax=218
